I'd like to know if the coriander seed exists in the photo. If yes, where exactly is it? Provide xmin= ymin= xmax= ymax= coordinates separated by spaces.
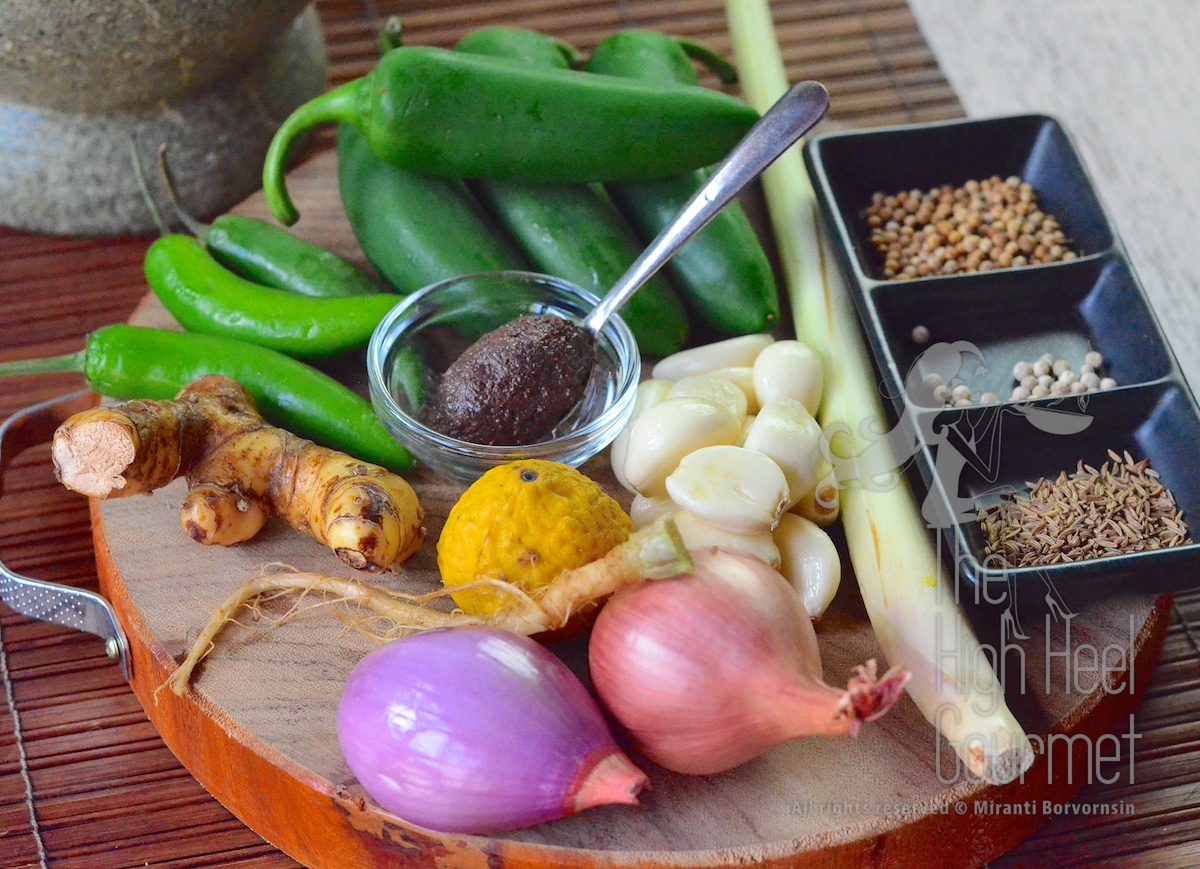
xmin=865 ymin=176 xmax=1078 ymax=279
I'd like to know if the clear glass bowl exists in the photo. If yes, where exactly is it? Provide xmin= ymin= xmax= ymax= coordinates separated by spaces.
xmin=366 ymin=271 xmax=640 ymax=484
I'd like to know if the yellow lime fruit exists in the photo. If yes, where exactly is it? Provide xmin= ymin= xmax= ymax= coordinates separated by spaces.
xmin=437 ymin=460 xmax=632 ymax=615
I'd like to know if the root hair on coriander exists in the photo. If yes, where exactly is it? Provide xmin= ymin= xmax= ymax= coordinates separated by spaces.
xmin=161 ymin=518 xmax=692 ymax=695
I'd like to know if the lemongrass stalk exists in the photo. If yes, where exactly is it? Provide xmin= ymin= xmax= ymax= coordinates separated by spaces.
xmin=725 ymin=0 xmax=1033 ymax=785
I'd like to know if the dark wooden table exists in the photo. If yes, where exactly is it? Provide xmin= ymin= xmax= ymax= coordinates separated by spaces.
xmin=2 ymin=1 xmax=1198 ymax=867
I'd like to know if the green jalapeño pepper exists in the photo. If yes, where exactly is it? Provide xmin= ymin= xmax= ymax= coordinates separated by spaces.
xmin=264 ymin=45 xmax=761 ymax=225
xmin=336 ymin=124 xmax=525 ymax=298
xmin=456 ymin=27 xmax=689 ymax=356
xmin=144 ymin=235 xmax=399 ymax=359
xmin=0 ymin=324 xmax=413 ymax=471
xmin=587 ymin=31 xmax=780 ymax=336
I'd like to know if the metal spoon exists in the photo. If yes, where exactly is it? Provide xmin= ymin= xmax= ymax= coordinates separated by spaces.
xmin=583 ymin=79 xmax=829 ymax=335
xmin=428 ymin=81 xmax=830 ymax=445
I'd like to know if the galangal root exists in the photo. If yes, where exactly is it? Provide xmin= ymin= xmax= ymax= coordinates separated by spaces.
xmin=162 ymin=516 xmax=692 ymax=695
xmin=52 ymin=374 xmax=424 ymax=572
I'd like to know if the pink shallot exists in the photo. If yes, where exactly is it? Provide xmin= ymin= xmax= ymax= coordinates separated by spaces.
xmin=588 ymin=547 xmax=910 ymax=775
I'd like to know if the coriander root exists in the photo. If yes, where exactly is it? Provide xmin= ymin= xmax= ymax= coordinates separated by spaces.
xmin=52 ymin=374 xmax=424 ymax=572
xmin=163 ymin=517 xmax=692 ymax=695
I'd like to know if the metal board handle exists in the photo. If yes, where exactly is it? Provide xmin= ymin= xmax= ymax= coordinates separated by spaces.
xmin=0 ymin=390 xmax=131 ymax=680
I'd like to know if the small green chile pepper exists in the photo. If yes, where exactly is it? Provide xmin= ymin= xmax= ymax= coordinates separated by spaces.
xmin=201 ymin=214 xmax=379 ymax=298
xmin=587 ymin=31 xmax=780 ymax=336
xmin=157 ymin=144 xmax=378 ymax=298
xmin=264 ymin=45 xmax=761 ymax=224
xmin=0 ymin=324 xmax=413 ymax=471
xmin=144 ymin=235 xmax=399 ymax=358
xmin=456 ymin=27 xmax=689 ymax=356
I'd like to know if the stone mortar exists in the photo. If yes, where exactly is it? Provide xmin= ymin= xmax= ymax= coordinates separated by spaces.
xmin=0 ymin=2 xmax=327 ymax=236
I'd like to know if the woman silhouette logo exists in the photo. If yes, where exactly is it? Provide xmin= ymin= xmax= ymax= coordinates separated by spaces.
xmin=822 ymin=340 xmax=1093 ymax=529
xmin=819 ymin=340 xmax=1092 ymax=637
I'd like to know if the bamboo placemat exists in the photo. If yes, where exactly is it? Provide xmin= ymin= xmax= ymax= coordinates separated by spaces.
xmin=1 ymin=1 xmax=1195 ymax=867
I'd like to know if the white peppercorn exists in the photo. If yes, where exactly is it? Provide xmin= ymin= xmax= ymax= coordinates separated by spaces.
xmin=1052 ymin=358 xmax=1071 ymax=376
xmin=912 ymin=325 xmax=931 ymax=345
xmin=1011 ymin=386 xmax=1031 ymax=400
xmin=1031 ymin=385 xmax=1050 ymax=398
xmin=1080 ymin=372 xmax=1101 ymax=389
xmin=1058 ymin=370 xmax=1077 ymax=385
xmin=924 ymin=372 xmax=945 ymax=388
xmin=954 ymin=398 xmax=973 ymax=408
xmin=934 ymin=384 xmax=953 ymax=403
xmin=1020 ymin=375 xmax=1038 ymax=390
xmin=1100 ymin=377 xmax=1117 ymax=389
xmin=1085 ymin=350 xmax=1104 ymax=370
xmin=1037 ymin=374 xmax=1054 ymax=389
xmin=1050 ymin=382 xmax=1067 ymax=396
xmin=979 ymin=392 xmax=998 ymax=404
xmin=1069 ymin=381 xmax=1087 ymax=394
xmin=1013 ymin=361 xmax=1033 ymax=380
xmin=951 ymin=384 xmax=972 ymax=401
xmin=1033 ymin=360 xmax=1051 ymax=377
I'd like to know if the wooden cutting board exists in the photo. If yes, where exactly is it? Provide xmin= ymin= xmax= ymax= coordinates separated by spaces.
xmin=89 ymin=148 xmax=1169 ymax=869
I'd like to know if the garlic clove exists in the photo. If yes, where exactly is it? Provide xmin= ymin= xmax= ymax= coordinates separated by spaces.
xmin=671 ymin=509 xmax=782 ymax=569
xmin=668 ymin=375 xmax=749 ymax=420
xmin=708 ymin=366 xmax=759 ymax=414
xmin=774 ymin=513 xmax=841 ymax=619
xmin=630 ymin=493 xmax=675 ymax=530
xmin=752 ymin=339 xmax=823 ymax=416
xmin=651 ymin=334 xmax=775 ymax=381
xmin=666 ymin=445 xmax=789 ymax=534
xmin=611 ymin=379 xmax=674 ymax=492
xmin=622 ymin=398 xmax=742 ymax=497
xmin=737 ymin=414 xmax=756 ymax=447
xmin=790 ymin=470 xmax=840 ymax=527
xmin=743 ymin=396 xmax=825 ymax=509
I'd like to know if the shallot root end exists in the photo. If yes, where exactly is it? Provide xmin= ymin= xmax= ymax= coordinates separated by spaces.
xmin=567 ymin=751 xmax=648 ymax=813
xmin=846 ymin=659 xmax=912 ymax=723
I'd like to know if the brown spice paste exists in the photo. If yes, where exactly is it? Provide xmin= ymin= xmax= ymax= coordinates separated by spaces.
xmin=425 ymin=314 xmax=595 ymax=446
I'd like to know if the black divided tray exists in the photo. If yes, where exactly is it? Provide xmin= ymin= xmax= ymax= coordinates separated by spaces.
xmin=803 ymin=113 xmax=1200 ymax=600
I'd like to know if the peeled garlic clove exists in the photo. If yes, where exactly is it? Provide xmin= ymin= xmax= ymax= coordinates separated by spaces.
xmin=611 ymin=379 xmax=674 ymax=492
xmin=652 ymin=334 xmax=775 ymax=382
xmin=737 ymin=414 xmax=756 ymax=447
xmin=753 ymin=340 xmax=823 ymax=416
xmin=666 ymin=445 xmax=788 ymax=534
xmin=671 ymin=509 xmax=782 ymax=569
xmin=708 ymin=367 xmax=758 ymax=414
xmin=774 ymin=513 xmax=840 ymax=619
xmin=630 ymin=494 xmax=675 ymax=530
xmin=668 ymin=375 xmax=748 ymax=420
xmin=623 ymin=398 xmax=741 ymax=497
xmin=791 ymin=469 xmax=840 ymax=527
xmin=743 ymin=397 xmax=824 ymax=510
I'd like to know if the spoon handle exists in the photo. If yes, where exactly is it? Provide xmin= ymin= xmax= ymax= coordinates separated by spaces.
xmin=583 ymin=80 xmax=830 ymax=335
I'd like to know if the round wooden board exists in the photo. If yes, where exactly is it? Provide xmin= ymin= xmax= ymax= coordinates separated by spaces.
xmin=91 ymin=149 xmax=1170 ymax=868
